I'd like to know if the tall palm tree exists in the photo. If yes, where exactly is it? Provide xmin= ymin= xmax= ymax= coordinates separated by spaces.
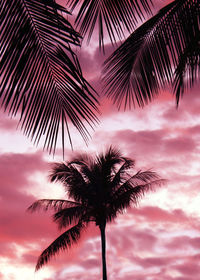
xmin=1 ymin=0 xmax=99 ymax=155
xmin=28 ymin=147 xmax=164 ymax=279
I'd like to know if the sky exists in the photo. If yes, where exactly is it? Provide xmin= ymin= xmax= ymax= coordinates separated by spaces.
xmin=1 ymin=1 xmax=200 ymax=280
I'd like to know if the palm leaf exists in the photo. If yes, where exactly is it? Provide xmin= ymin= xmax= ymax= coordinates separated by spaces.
xmin=103 ymin=0 xmax=200 ymax=108
xmin=173 ymin=34 xmax=200 ymax=105
xmin=112 ymin=170 xmax=165 ymax=205
xmin=1 ymin=0 xmax=99 ymax=154
xmin=110 ymin=158 xmax=135 ymax=188
xmin=36 ymin=222 xmax=85 ymax=270
xmin=67 ymin=0 xmax=153 ymax=50
xmin=50 ymin=161 xmax=90 ymax=202
xmin=27 ymin=199 xmax=80 ymax=212
xmin=49 ymin=162 xmax=71 ymax=182
xmin=110 ymin=178 xmax=165 ymax=214
xmin=96 ymin=146 xmax=124 ymax=176
xmin=53 ymin=205 xmax=85 ymax=229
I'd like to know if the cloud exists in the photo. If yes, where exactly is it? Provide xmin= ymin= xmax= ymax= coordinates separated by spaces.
xmin=0 ymin=113 xmax=19 ymax=132
xmin=166 ymin=236 xmax=200 ymax=251
xmin=1 ymin=48 xmax=200 ymax=280
xmin=173 ymin=261 xmax=200 ymax=276
xmin=0 ymin=152 xmax=55 ymax=257
xmin=129 ymin=206 xmax=196 ymax=225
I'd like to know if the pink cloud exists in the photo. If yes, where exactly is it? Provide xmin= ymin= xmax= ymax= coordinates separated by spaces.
xmin=166 ymin=236 xmax=200 ymax=251
xmin=174 ymin=262 xmax=200 ymax=276
xmin=0 ymin=113 xmax=19 ymax=132
xmin=128 ymin=206 xmax=200 ymax=230
xmin=110 ymin=128 xmax=197 ymax=158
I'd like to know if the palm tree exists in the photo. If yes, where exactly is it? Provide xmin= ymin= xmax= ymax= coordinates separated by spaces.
xmin=1 ymin=0 xmax=99 ymax=155
xmin=28 ymin=147 xmax=164 ymax=279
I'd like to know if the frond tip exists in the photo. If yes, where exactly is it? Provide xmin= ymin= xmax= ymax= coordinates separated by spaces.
xmin=67 ymin=0 xmax=153 ymax=50
xmin=36 ymin=222 xmax=85 ymax=270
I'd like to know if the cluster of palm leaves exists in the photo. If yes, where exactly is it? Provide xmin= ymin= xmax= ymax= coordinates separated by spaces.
xmin=28 ymin=147 xmax=165 ymax=279
xmin=1 ymin=0 xmax=199 ymax=152
xmin=1 ymin=0 xmax=99 ymax=154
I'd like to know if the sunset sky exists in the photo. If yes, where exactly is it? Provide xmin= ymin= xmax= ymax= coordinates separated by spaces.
xmin=1 ymin=1 xmax=200 ymax=280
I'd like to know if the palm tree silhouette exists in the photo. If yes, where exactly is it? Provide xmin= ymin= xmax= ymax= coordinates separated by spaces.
xmin=28 ymin=147 xmax=164 ymax=279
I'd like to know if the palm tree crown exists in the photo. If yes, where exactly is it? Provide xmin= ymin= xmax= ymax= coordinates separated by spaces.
xmin=28 ymin=147 xmax=164 ymax=279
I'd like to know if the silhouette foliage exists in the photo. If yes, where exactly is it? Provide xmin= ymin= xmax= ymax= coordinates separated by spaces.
xmin=103 ymin=0 xmax=200 ymax=108
xmin=1 ymin=0 xmax=99 ymax=154
xmin=28 ymin=147 xmax=164 ymax=279
xmin=1 ymin=0 xmax=199 ymax=154
xmin=67 ymin=0 xmax=153 ymax=50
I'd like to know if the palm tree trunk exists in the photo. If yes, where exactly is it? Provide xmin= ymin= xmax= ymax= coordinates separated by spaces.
xmin=99 ymin=223 xmax=107 ymax=280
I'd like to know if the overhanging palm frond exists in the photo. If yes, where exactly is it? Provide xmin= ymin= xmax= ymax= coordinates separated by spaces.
xmin=67 ymin=0 xmax=153 ymax=50
xmin=103 ymin=0 xmax=200 ymax=108
xmin=36 ymin=222 xmax=85 ymax=270
xmin=27 ymin=199 xmax=80 ymax=212
xmin=1 ymin=0 xmax=99 ymax=154
xmin=173 ymin=35 xmax=200 ymax=105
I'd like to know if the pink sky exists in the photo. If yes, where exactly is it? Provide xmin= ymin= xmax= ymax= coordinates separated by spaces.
xmin=1 ymin=1 xmax=200 ymax=280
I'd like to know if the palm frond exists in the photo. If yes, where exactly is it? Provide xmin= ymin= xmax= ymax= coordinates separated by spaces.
xmin=128 ymin=179 xmax=165 ymax=204
xmin=49 ymin=162 xmax=71 ymax=182
xmin=0 ymin=0 xmax=99 ymax=154
xmin=50 ymin=158 xmax=92 ymax=184
xmin=36 ymin=222 xmax=85 ymax=270
xmin=103 ymin=0 xmax=200 ymax=108
xmin=67 ymin=0 xmax=153 ymax=50
xmin=27 ymin=199 xmax=80 ymax=212
xmin=67 ymin=155 xmax=94 ymax=185
xmin=110 ymin=158 xmax=135 ymax=188
xmin=50 ymin=161 xmax=90 ymax=202
xmin=53 ymin=205 xmax=85 ymax=230
xmin=96 ymin=146 xmax=123 ymax=175
xmin=173 ymin=34 xmax=200 ymax=105
xmin=110 ymin=178 xmax=165 ymax=215
xmin=129 ymin=170 xmax=162 ymax=186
